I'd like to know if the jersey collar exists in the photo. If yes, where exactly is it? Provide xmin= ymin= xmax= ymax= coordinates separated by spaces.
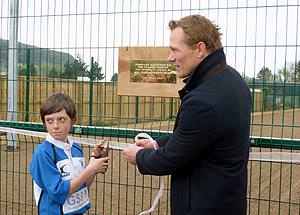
xmin=46 ymin=133 xmax=74 ymax=151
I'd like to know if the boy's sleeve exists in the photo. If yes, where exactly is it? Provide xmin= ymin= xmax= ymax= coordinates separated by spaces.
xmin=29 ymin=147 xmax=70 ymax=205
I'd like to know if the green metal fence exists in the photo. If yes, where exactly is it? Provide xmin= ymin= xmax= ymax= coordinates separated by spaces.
xmin=1 ymin=0 xmax=300 ymax=214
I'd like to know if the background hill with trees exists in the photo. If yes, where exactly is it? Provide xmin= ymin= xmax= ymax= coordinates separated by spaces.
xmin=0 ymin=39 xmax=105 ymax=81
xmin=0 ymin=38 xmax=74 ymax=69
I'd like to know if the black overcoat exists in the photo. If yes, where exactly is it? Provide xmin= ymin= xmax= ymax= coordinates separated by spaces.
xmin=136 ymin=48 xmax=251 ymax=215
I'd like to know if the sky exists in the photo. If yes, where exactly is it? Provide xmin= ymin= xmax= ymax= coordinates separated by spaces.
xmin=0 ymin=0 xmax=299 ymax=81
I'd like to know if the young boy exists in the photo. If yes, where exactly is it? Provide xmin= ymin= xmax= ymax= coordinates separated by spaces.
xmin=30 ymin=92 xmax=110 ymax=215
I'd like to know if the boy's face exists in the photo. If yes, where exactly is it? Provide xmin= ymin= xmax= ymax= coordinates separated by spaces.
xmin=44 ymin=109 xmax=74 ymax=143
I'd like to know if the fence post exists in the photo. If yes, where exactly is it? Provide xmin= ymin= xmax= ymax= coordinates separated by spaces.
xmin=89 ymin=57 xmax=94 ymax=126
xmin=169 ymin=98 xmax=173 ymax=119
xmin=25 ymin=49 xmax=30 ymax=122
xmin=6 ymin=0 xmax=19 ymax=149
xmin=135 ymin=96 xmax=139 ymax=124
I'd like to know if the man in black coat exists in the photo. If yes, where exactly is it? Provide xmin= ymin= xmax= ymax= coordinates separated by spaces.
xmin=123 ymin=14 xmax=251 ymax=215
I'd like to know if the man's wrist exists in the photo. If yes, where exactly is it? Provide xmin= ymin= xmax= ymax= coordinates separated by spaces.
xmin=153 ymin=140 xmax=159 ymax=149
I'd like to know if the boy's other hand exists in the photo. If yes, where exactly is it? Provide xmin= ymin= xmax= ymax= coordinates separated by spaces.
xmin=88 ymin=156 xmax=110 ymax=174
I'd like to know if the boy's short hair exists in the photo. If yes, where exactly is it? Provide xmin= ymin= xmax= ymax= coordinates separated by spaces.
xmin=40 ymin=92 xmax=76 ymax=124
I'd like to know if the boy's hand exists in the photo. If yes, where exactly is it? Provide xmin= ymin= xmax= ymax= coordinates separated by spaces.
xmin=88 ymin=157 xmax=110 ymax=174
xmin=88 ymin=140 xmax=110 ymax=174
xmin=90 ymin=140 xmax=110 ymax=159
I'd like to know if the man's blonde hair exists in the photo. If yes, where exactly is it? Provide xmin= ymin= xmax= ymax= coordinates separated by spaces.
xmin=169 ymin=15 xmax=222 ymax=53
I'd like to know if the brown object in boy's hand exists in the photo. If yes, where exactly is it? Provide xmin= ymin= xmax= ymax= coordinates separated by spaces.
xmin=90 ymin=140 xmax=110 ymax=159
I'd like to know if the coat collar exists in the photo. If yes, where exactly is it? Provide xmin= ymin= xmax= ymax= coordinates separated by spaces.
xmin=178 ymin=48 xmax=226 ymax=99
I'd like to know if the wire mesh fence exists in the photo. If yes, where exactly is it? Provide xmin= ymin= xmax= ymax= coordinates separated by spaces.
xmin=0 ymin=0 xmax=300 ymax=214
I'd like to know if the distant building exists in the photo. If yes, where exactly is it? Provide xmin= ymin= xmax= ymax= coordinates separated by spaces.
xmin=77 ymin=76 xmax=91 ymax=82
xmin=76 ymin=76 xmax=103 ymax=82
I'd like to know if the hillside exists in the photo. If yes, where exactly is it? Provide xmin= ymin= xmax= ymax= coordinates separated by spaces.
xmin=0 ymin=39 xmax=74 ymax=68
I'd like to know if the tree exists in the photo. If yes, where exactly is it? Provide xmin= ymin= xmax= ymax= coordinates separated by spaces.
xmin=18 ymin=63 xmax=37 ymax=76
xmin=110 ymin=73 xmax=118 ymax=82
xmin=256 ymin=66 xmax=273 ymax=82
xmin=243 ymin=76 xmax=253 ymax=85
xmin=277 ymin=65 xmax=293 ymax=82
xmin=48 ymin=67 xmax=59 ymax=78
xmin=291 ymin=60 xmax=300 ymax=82
xmin=73 ymin=54 xmax=88 ymax=77
xmin=275 ymin=61 xmax=300 ymax=82
xmin=256 ymin=67 xmax=275 ymax=111
xmin=296 ymin=61 xmax=300 ymax=81
xmin=87 ymin=61 xmax=105 ymax=81
xmin=61 ymin=54 xmax=88 ymax=79
xmin=18 ymin=64 xmax=26 ymax=76
xmin=29 ymin=64 xmax=37 ymax=76
xmin=61 ymin=61 xmax=74 ymax=79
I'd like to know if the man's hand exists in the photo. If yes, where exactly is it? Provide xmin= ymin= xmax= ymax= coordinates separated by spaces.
xmin=122 ymin=145 xmax=143 ymax=165
xmin=135 ymin=138 xmax=158 ymax=149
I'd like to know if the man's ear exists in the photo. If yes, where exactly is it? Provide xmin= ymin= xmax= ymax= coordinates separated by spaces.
xmin=196 ymin=41 xmax=208 ymax=59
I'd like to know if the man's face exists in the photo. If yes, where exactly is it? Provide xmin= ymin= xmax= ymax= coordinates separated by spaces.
xmin=44 ymin=109 xmax=74 ymax=142
xmin=167 ymin=27 xmax=200 ymax=79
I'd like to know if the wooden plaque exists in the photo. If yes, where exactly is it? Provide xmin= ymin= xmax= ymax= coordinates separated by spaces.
xmin=118 ymin=47 xmax=184 ymax=97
